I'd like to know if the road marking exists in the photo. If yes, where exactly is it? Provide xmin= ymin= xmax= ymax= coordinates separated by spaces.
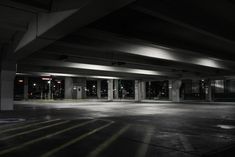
xmin=41 ymin=121 xmax=114 ymax=157
xmin=0 ymin=120 xmax=69 ymax=141
xmin=87 ymin=125 xmax=130 ymax=157
xmin=0 ymin=119 xmax=60 ymax=134
xmin=135 ymin=127 xmax=154 ymax=157
xmin=0 ymin=119 xmax=96 ymax=156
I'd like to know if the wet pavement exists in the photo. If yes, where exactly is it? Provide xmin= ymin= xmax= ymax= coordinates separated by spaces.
xmin=0 ymin=100 xmax=234 ymax=157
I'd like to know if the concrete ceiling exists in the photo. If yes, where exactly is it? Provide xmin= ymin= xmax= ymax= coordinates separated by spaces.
xmin=1 ymin=0 xmax=235 ymax=80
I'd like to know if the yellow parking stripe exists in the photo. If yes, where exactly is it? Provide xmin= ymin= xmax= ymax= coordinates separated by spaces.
xmin=0 ymin=119 xmax=96 ymax=156
xmin=41 ymin=121 xmax=114 ymax=157
xmin=0 ymin=120 xmax=70 ymax=141
xmin=0 ymin=119 xmax=60 ymax=134
xmin=135 ymin=127 xmax=154 ymax=157
xmin=87 ymin=125 xmax=130 ymax=157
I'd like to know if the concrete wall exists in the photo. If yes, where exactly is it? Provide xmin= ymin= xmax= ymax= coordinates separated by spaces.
xmin=65 ymin=77 xmax=87 ymax=99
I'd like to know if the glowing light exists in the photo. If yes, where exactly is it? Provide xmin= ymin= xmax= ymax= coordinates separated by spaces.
xmin=42 ymin=77 xmax=52 ymax=81
xmin=128 ymin=45 xmax=175 ymax=61
xmin=121 ymin=44 xmax=225 ymax=69
xmin=18 ymin=80 xmax=23 ymax=83
xmin=66 ymin=62 xmax=163 ymax=76
xmin=33 ymin=83 xmax=36 ymax=86
xmin=196 ymin=58 xmax=222 ymax=68
xmin=48 ymin=81 xmax=51 ymax=84
xmin=217 ymin=125 xmax=235 ymax=129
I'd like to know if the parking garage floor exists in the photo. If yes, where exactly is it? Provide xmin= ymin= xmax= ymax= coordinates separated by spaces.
xmin=0 ymin=100 xmax=234 ymax=157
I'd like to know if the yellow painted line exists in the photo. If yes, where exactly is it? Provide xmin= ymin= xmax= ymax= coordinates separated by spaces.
xmin=178 ymin=134 xmax=194 ymax=152
xmin=41 ymin=121 xmax=114 ymax=157
xmin=0 ymin=119 xmax=60 ymax=134
xmin=0 ymin=120 xmax=70 ymax=141
xmin=135 ymin=127 xmax=154 ymax=157
xmin=0 ymin=119 xmax=96 ymax=156
xmin=87 ymin=125 xmax=130 ymax=157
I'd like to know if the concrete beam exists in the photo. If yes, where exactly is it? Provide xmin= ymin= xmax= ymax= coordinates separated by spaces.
xmin=18 ymin=59 xmax=176 ymax=77
xmin=14 ymin=0 xmax=136 ymax=59
xmin=76 ymin=28 xmax=235 ymax=71
xmin=41 ymin=44 xmax=227 ymax=76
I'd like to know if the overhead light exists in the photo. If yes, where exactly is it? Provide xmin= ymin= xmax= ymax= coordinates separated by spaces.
xmin=18 ymin=80 xmax=23 ymax=83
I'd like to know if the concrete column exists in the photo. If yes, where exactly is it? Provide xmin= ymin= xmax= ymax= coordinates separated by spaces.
xmin=97 ymin=80 xmax=101 ymax=99
xmin=114 ymin=79 xmax=119 ymax=99
xmin=108 ymin=79 xmax=113 ymax=101
xmin=168 ymin=80 xmax=173 ymax=100
xmin=0 ymin=62 xmax=15 ymax=111
xmin=171 ymin=80 xmax=182 ymax=102
xmin=24 ymin=76 xmax=28 ymax=100
xmin=148 ymin=81 xmax=151 ymax=99
xmin=65 ymin=77 xmax=73 ymax=99
xmin=140 ymin=80 xmax=146 ymax=100
xmin=135 ymin=80 xmax=141 ymax=102
xmin=40 ymin=91 xmax=43 ymax=100
xmin=48 ymin=81 xmax=52 ymax=99
xmin=206 ymin=79 xmax=212 ymax=102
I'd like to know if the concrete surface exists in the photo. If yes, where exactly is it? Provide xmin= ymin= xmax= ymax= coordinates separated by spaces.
xmin=0 ymin=100 xmax=234 ymax=157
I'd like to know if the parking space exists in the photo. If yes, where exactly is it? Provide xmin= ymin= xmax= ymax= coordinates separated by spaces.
xmin=0 ymin=101 xmax=234 ymax=157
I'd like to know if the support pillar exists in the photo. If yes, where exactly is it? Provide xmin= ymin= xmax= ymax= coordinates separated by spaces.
xmin=206 ymin=79 xmax=212 ymax=102
xmin=140 ymin=80 xmax=146 ymax=100
xmin=97 ymin=80 xmax=101 ymax=99
xmin=135 ymin=80 xmax=141 ymax=102
xmin=24 ymin=76 xmax=28 ymax=100
xmin=171 ymin=80 xmax=182 ymax=102
xmin=108 ymin=79 xmax=113 ymax=101
xmin=65 ymin=77 xmax=73 ymax=99
xmin=0 ymin=61 xmax=15 ymax=111
xmin=48 ymin=81 xmax=51 ymax=99
xmin=168 ymin=80 xmax=173 ymax=100
xmin=114 ymin=79 xmax=119 ymax=99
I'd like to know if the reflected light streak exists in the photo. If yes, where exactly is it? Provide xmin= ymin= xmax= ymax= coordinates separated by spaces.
xmin=67 ymin=63 xmax=163 ymax=76
xmin=196 ymin=58 xmax=223 ymax=69
xmin=16 ymin=72 xmax=120 ymax=80
xmin=124 ymin=44 xmax=224 ymax=69
xmin=128 ymin=45 xmax=176 ymax=61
